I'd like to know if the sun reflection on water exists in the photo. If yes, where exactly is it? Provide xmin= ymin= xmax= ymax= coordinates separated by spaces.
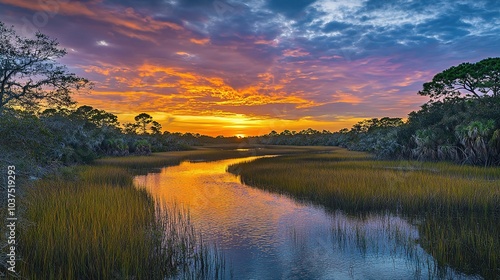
xmin=134 ymin=157 xmax=477 ymax=279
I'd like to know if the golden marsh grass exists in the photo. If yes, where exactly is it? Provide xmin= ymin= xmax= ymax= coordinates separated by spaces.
xmin=228 ymin=151 xmax=500 ymax=215
xmin=17 ymin=158 xmax=226 ymax=279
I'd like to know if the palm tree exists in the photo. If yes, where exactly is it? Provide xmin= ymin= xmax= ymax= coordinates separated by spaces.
xmin=488 ymin=129 xmax=500 ymax=164
xmin=455 ymin=120 xmax=495 ymax=165
xmin=412 ymin=129 xmax=438 ymax=160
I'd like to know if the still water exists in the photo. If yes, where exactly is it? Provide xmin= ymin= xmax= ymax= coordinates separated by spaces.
xmin=134 ymin=156 xmax=476 ymax=279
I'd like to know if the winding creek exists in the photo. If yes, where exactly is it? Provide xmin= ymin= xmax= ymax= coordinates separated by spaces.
xmin=134 ymin=156 xmax=477 ymax=279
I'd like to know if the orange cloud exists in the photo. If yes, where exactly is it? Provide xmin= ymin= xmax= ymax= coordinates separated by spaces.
xmin=0 ymin=0 xmax=183 ymax=32
xmin=254 ymin=39 xmax=278 ymax=46
xmin=331 ymin=92 xmax=363 ymax=104
xmin=190 ymin=38 xmax=210 ymax=45
xmin=394 ymin=71 xmax=429 ymax=87
xmin=283 ymin=49 xmax=309 ymax=57
xmin=130 ymin=63 xmax=316 ymax=107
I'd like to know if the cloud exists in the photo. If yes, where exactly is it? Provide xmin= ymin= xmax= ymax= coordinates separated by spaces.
xmin=266 ymin=0 xmax=317 ymax=18
xmin=0 ymin=0 xmax=183 ymax=31
xmin=0 ymin=0 xmax=499 ymax=135
xmin=190 ymin=37 xmax=210 ymax=45
xmin=283 ymin=49 xmax=310 ymax=57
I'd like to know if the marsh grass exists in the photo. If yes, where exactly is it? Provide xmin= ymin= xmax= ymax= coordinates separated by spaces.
xmin=154 ymin=202 xmax=228 ymax=279
xmin=228 ymin=152 xmax=500 ymax=215
xmin=95 ymin=154 xmax=184 ymax=170
xmin=17 ymin=162 xmax=226 ymax=279
xmin=418 ymin=215 xmax=499 ymax=279
xmin=227 ymin=148 xmax=500 ymax=279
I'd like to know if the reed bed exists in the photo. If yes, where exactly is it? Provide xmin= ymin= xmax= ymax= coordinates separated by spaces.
xmin=95 ymin=154 xmax=183 ymax=170
xmin=228 ymin=153 xmax=500 ymax=215
xmin=17 ymin=163 xmax=226 ymax=279
xmin=418 ymin=215 xmax=499 ymax=279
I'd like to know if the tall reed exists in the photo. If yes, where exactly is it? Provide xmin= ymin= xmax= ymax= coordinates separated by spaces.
xmin=16 ymin=164 xmax=226 ymax=279
xmin=228 ymin=153 xmax=500 ymax=215
xmin=418 ymin=214 xmax=499 ymax=279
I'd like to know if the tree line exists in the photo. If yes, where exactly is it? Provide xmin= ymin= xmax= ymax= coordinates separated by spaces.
xmin=1 ymin=21 xmax=500 ymax=174
xmin=256 ymin=57 xmax=500 ymax=165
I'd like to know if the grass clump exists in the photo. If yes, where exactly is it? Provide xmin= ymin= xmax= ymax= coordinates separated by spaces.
xmin=16 ymin=163 xmax=225 ymax=279
xmin=417 ymin=215 xmax=499 ymax=279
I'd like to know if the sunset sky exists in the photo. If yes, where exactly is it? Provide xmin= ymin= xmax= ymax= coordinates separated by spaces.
xmin=1 ymin=0 xmax=499 ymax=136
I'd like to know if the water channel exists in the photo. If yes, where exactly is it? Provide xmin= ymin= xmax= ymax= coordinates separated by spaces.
xmin=134 ymin=156 xmax=476 ymax=279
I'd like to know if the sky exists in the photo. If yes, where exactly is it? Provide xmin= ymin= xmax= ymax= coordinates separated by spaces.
xmin=1 ymin=0 xmax=499 ymax=136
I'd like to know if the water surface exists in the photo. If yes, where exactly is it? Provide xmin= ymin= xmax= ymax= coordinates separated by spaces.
xmin=134 ymin=156 xmax=476 ymax=279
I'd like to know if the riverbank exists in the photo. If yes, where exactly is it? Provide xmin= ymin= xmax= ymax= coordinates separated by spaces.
xmin=4 ymin=146 xmax=334 ymax=278
xmin=14 ymin=164 xmax=227 ymax=279
xmin=228 ymin=148 xmax=500 ymax=215
xmin=5 ymin=149 xmax=231 ymax=278
xmin=227 ymin=147 xmax=500 ymax=278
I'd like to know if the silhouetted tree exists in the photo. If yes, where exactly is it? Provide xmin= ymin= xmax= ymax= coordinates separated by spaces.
xmin=73 ymin=105 xmax=119 ymax=128
xmin=419 ymin=57 xmax=500 ymax=101
xmin=151 ymin=121 xmax=162 ymax=135
xmin=134 ymin=113 xmax=153 ymax=134
xmin=0 ymin=21 xmax=90 ymax=114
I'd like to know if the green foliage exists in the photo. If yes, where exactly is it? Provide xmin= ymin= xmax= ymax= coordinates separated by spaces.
xmin=134 ymin=113 xmax=153 ymax=134
xmin=0 ymin=107 xmax=195 ymax=172
xmin=323 ymin=58 xmax=500 ymax=166
xmin=151 ymin=120 xmax=162 ymax=135
xmin=456 ymin=120 xmax=496 ymax=165
xmin=124 ymin=113 xmax=162 ymax=135
xmin=101 ymin=138 xmax=129 ymax=156
xmin=131 ymin=139 xmax=152 ymax=155
xmin=73 ymin=105 xmax=119 ymax=128
xmin=419 ymin=57 xmax=500 ymax=101
xmin=0 ymin=109 xmax=56 ymax=165
xmin=351 ymin=117 xmax=403 ymax=133
xmin=489 ymin=129 xmax=500 ymax=154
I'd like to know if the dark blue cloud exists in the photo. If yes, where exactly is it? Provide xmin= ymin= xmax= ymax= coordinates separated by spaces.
xmin=177 ymin=0 xmax=214 ymax=7
xmin=322 ymin=21 xmax=353 ymax=33
xmin=359 ymin=0 xmax=437 ymax=13
xmin=266 ymin=0 xmax=317 ymax=18
xmin=414 ymin=14 xmax=471 ymax=41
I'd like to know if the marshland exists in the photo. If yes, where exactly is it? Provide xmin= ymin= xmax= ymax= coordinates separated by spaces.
xmin=2 ymin=142 xmax=499 ymax=279
xmin=227 ymin=148 xmax=500 ymax=278
xmin=15 ymin=153 xmax=229 ymax=279
xmin=1 ymin=12 xmax=500 ymax=280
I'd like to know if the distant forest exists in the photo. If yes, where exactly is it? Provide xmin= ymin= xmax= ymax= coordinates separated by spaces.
xmin=1 ymin=22 xmax=500 ymax=176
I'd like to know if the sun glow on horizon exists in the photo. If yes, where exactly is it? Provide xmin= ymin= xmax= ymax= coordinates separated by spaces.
xmin=2 ymin=0 xmax=498 ymax=138
xmin=110 ymin=111 xmax=367 ymax=137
